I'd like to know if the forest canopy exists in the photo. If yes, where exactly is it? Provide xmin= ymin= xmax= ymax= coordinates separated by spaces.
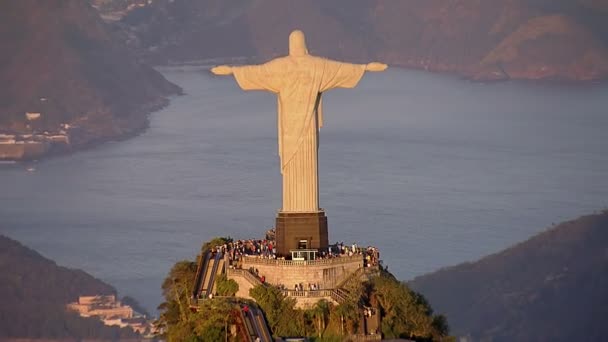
xmin=157 ymin=236 xmax=450 ymax=341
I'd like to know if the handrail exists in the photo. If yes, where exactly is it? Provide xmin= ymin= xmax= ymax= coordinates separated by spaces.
xmin=192 ymin=255 xmax=203 ymax=298
xmin=241 ymin=308 xmax=256 ymax=341
xmin=247 ymin=309 xmax=263 ymax=341
xmin=241 ymin=254 xmax=363 ymax=267
xmin=330 ymin=288 xmax=348 ymax=304
xmin=281 ymin=289 xmax=334 ymax=298
xmin=204 ymin=252 xmax=223 ymax=296
xmin=193 ymin=252 xmax=211 ymax=298
xmin=227 ymin=268 xmax=263 ymax=287
xmin=336 ymin=267 xmax=364 ymax=289
xmin=348 ymin=334 xmax=382 ymax=341
xmin=252 ymin=306 xmax=273 ymax=342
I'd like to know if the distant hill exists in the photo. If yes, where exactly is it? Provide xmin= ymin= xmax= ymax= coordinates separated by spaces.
xmin=409 ymin=210 xmax=608 ymax=341
xmin=0 ymin=235 xmax=140 ymax=340
xmin=0 ymin=0 xmax=180 ymax=153
xmin=106 ymin=0 xmax=608 ymax=81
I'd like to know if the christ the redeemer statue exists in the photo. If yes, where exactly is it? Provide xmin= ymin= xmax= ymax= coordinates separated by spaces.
xmin=212 ymin=30 xmax=386 ymax=255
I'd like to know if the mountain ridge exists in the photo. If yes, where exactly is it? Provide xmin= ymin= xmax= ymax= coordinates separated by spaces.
xmin=0 ymin=0 xmax=180 ymax=160
xmin=409 ymin=210 xmax=608 ymax=341
xmin=0 ymin=234 xmax=142 ymax=340
xmin=107 ymin=0 xmax=608 ymax=81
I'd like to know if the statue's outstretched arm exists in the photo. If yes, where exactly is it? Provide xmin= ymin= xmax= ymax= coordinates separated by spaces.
xmin=211 ymin=65 xmax=233 ymax=75
xmin=319 ymin=59 xmax=387 ymax=91
xmin=365 ymin=62 xmax=388 ymax=72
xmin=215 ymin=60 xmax=284 ymax=93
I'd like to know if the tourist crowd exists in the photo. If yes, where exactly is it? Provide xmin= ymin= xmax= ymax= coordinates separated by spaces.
xmin=209 ymin=235 xmax=380 ymax=268
xmin=324 ymin=242 xmax=380 ymax=267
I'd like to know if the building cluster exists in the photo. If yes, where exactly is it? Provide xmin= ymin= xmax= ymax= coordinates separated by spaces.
xmin=0 ymin=131 xmax=69 ymax=145
xmin=66 ymin=295 xmax=150 ymax=334
xmin=0 ymin=113 xmax=71 ymax=146
xmin=0 ymin=113 xmax=72 ymax=160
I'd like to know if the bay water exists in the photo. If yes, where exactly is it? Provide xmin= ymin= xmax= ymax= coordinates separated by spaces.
xmin=1 ymin=67 xmax=607 ymax=313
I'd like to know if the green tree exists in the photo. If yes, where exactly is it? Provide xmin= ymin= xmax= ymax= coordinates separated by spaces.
xmin=192 ymin=299 xmax=237 ymax=341
xmin=157 ymin=237 xmax=450 ymax=341
xmin=373 ymin=272 xmax=447 ymax=340
xmin=157 ymin=260 xmax=197 ymax=338
xmin=215 ymin=273 xmax=239 ymax=296
xmin=249 ymin=285 xmax=304 ymax=337
xmin=158 ymin=237 xmax=242 ymax=341
xmin=333 ymin=301 xmax=359 ymax=335
xmin=201 ymin=237 xmax=232 ymax=253
xmin=310 ymin=299 xmax=331 ymax=338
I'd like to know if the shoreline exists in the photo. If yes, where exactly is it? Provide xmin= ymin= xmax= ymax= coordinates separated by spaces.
xmin=0 ymin=95 xmax=178 ymax=163
xmin=159 ymin=57 xmax=608 ymax=85
xmin=3 ymin=60 xmax=605 ymax=163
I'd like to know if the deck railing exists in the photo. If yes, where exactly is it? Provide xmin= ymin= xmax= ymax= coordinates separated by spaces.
xmin=281 ymin=289 xmax=334 ymax=298
xmin=330 ymin=288 xmax=349 ymax=304
xmin=241 ymin=254 xmax=363 ymax=267
xmin=348 ymin=334 xmax=382 ymax=341
xmin=226 ymin=267 xmax=264 ymax=287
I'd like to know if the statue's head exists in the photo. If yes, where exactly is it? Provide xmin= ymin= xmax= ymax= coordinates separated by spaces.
xmin=289 ymin=30 xmax=308 ymax=57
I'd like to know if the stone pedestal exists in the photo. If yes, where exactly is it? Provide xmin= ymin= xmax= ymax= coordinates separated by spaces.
xmin=275 ymin=211 xmax=329 ymax=257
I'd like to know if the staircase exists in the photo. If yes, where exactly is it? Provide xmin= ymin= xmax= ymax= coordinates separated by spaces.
xmin=331 ymin=266 xmax=368 ymax=305
xmin=227 ymin=268 xmax=264 ymax=287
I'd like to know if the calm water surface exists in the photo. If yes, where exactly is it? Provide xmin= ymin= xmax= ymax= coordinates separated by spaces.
xmin=1 ymin=67 xmax=607 ymax=313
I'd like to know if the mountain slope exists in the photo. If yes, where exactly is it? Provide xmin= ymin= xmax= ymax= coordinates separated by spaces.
xmin=0 ymin=0 xmax=180 ymax=151
xmin=0 ymin=235 xmax=139 ymax=340
xmin=479 ymin=14 xmax=608 ymax=80
xmin=409 ymin=211 xmax=608 ymax=341
xmin=113 ymin=0 xmax=608 ymax=81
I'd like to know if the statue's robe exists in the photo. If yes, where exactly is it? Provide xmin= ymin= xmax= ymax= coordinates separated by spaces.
xmin=232 ymin=56 xmax=365 ymax=212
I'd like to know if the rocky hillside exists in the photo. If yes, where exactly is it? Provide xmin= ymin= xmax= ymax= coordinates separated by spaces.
xmin=0 ymin=235 xmax=139 ymax=340
xmin=111 ymin=0 xmax=608 ymax=81
xmin=409 ymin=210 xmax=608 ymax=341
xmin=0 ymin=0 xmax=180 ymax=153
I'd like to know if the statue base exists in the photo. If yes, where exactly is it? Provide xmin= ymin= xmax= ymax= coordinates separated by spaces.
xmin=275 ymin=211 xmax=329 ymax=257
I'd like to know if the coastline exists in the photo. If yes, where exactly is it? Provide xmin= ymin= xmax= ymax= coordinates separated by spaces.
xmin=382 ymin=59 xmax=608 ymax=84
xmin=3 ymin=59 xmax=605 ymax=163
xmin=163 ymin=57 xmax=608 ymax=84
xmin=0 ymin=95 xmax=179 ymax=163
